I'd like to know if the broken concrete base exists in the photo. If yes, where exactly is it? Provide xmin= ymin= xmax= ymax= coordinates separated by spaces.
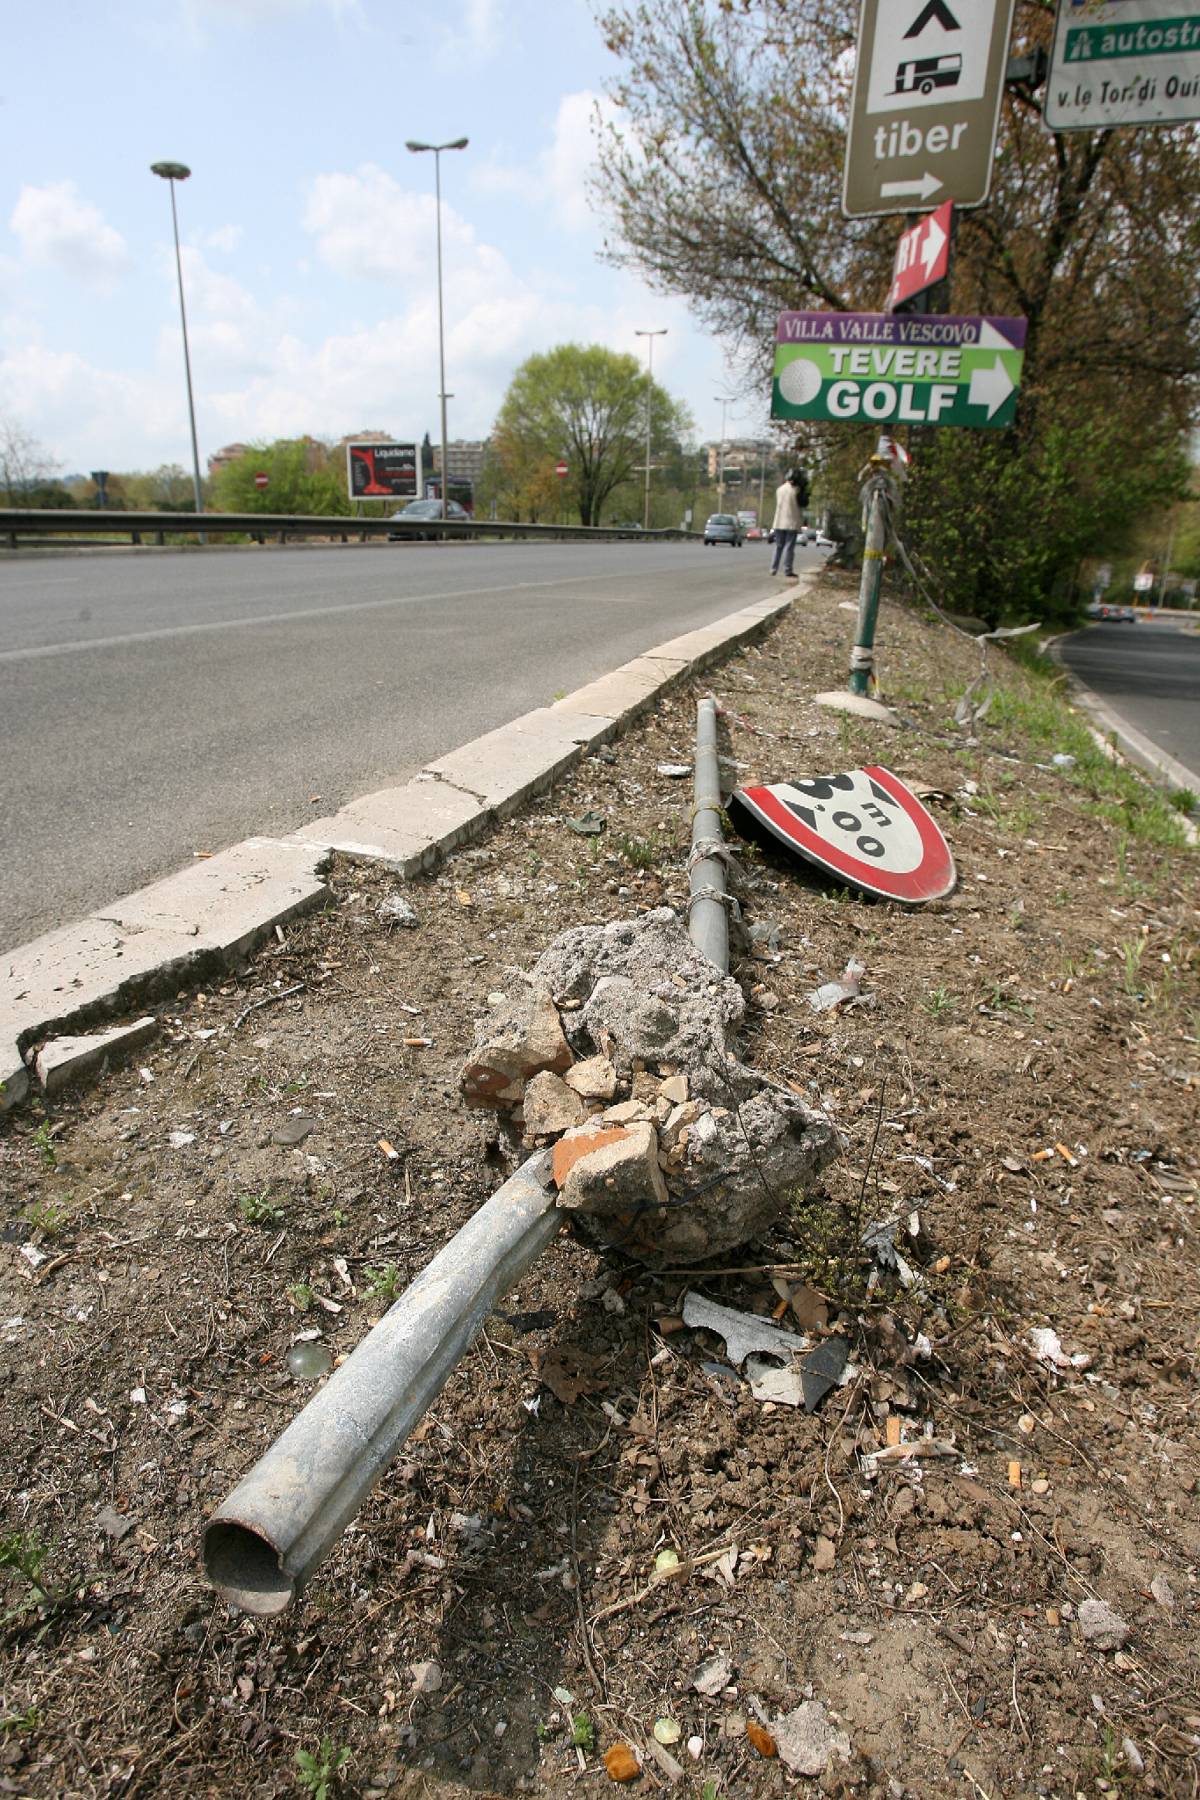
xmin=35 ymin=1017 xmax=158 ymax=1096
xmin=461 ymin=909 xmax=839 ymax=1263
xmin=813 ymin=689 xmax=899 ymax=724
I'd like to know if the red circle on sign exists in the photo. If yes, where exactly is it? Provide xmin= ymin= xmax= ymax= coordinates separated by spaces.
xmin=254 ymin=472 xmax=269 ymax=489
xmin=555 ymin=461 xmax=569 ymax=477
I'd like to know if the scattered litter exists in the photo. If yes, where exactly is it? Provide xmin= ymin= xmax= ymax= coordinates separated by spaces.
xmin=20 ymin=1244 xmax=48 ymax=1270
xmin=1051 ymin=753 xmax=1076 ymax=770
xmin=377 ymin=1138 xmax=401 ymax=1162
xmin=377 ymin=893 xmax=419 ymax=928
xmin=772 ymin=1702 xmax=851 ymax=1778
xmin=800 ymin=1335 xmax=850 ymax=1412
xmin=603 ymin=1743 xmax=641 ymax=1782
xmin=682 ymin=1292 xmax=810 ymax=1366
xmin=564 ymin=810 xmax=606 ymax=836
xmin=840 ymin=1629 xmax=874 ymax=1646
xmin=745 ymin=1355 xmax=804 ymax=1407
xmin=807 ymin=959 xmax=868 ymax=1013
xmin=1054 ymin=1140 xmax=1079 ymax=1168
xmin=746 ymin=1721 xmax=777 ymax=1759
xmin=692 ymin=1654 xmax=733 ymax=1697
xmin=863 ymin=1437 xmax=958 ymax=1475
xmin=657 ymin=763 xmax=691 ymax=779
xmin=286 ymin=1342 xmax=332 ymax=1381
xmin=862 ymin=1216 xmax=918 ymax=1289
xmin=1029 ymin=1326 xmax=1091 ymax=1371
xmin=896 ymin=1153 xmax=956 ymax=1193
xmin=653 ymin=1719 xmax=682 ymax=1745
xmin=1079 ymin=1598 xmax=1128 ymax=1650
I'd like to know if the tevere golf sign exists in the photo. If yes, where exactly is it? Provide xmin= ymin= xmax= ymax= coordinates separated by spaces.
xmin=772 ymin=312 xmax=1026 ymax=429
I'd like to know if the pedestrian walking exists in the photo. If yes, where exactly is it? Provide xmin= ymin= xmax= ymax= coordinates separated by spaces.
xmin=769 ymin=468 xmax=809 ymax=578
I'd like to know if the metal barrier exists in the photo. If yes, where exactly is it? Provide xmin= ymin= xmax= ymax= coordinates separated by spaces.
xmin=0 ymin=508 xmax=695 ymax=549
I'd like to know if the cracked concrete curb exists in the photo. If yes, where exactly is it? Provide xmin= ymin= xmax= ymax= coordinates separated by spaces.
xmin=1 ymin=584 xmax=802 ymax=1112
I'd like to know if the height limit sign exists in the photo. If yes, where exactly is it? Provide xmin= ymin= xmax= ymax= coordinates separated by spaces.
xmin=844 ymin=0 xmax=1016 ymax=217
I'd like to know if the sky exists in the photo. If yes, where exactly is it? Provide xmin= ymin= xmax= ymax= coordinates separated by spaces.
xmin=1 ymin=0 xmax=767 ymax=479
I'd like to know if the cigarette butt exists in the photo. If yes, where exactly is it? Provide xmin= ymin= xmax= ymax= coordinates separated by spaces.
xmin=377 ymin=1137 xmax=400 ymax=1161
xmin=403 ymin=1036 xmax=433 ymax=1048
xmin=1032 ymin=1148 xmax=1055 ymax=1163
xmin=886 ymin=1415 xmax=902 ymax=1447
xmin=1008 ymin=1460 xmax=1022 ymax=1488
xmin=1054 ymin=1141 xmax=1079 ymax=1168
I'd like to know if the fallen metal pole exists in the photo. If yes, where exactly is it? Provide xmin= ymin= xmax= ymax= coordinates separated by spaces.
xmin=688 ymin=697 xmax=730 ymax=975
xmin=204 ymin=1150 xmax=559 ymax=1615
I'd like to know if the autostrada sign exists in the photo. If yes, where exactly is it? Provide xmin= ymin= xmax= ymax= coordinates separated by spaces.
xmin=772 ymin=311 xmax=1026 ymax=428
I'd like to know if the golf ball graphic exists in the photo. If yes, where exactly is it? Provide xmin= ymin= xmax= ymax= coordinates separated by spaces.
xmin=778 ymin=356 xmax=822 ymax=405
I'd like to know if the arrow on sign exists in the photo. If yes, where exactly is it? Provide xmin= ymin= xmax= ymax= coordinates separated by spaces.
xmin=881 ymin=171 xmax=943 ymax=201
xmin=968 ymin=356 xmax=1015 ymax=418
xmin=920 ymin=210 xmax=947 ymax=275
xmin=905 ymin=0 xmax=961 ymax=33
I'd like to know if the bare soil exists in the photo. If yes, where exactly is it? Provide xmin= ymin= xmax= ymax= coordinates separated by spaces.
xmin=2 ymin=571 xmax=1197 ymax=1800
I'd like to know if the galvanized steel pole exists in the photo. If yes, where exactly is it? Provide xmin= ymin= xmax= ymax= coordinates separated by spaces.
xmin=688 ymin=697 xmax=729 ymax=974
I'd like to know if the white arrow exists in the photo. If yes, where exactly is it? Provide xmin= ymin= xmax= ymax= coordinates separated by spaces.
xmin=968 ymin=356 xmax=1015 ymax=419
xmin=920 ymin=211 xmax=947 ymax=276
xmin=881 ymin=170 xmax=943 ymax=201
xmin=977 ymin=320 xmax=1015 ymax=349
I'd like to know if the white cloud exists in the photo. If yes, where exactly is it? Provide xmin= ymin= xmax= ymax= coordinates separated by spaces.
xmin=433 ymin=0 xmax=503 ymax=68
xmin=195 ymin=224 xmax=245 ymax=254
xmin=469 ymin=90 xmax=618 ymax=234
xmin=9 ymin=183 xmax=132 ymax=290
xmin=303 ymin=165 xmax=473 ymax=284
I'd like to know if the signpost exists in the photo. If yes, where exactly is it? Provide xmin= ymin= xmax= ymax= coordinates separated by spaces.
xmin=886 ymin=200 xmax=953 ymax=310
xmin=730 ymin=767 xmax=956 ymax=903
xmin=772 ymin=312 xmax=1026 ymax=429
xmin=1046 ymin=0 xmax=1200 ymax=129
xmin=843 ymin=0 xmax=1016 ymax=216
xmin=345 ymin=442 xmax=421 ymax=501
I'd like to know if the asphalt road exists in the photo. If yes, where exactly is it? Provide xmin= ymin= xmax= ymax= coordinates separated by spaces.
xmin=1 ymin=539 xmax=823 ymax=952
xmin=1059 ymin=614 xmax=1200 ymax=783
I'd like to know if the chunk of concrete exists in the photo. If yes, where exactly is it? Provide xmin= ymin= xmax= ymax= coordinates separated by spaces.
xmin=1079 ymin=1598 xmax=1129 ymax=1650
xmin=556 ymin=1120 xmax=668 ymax=1218
xmin=1 ymin=914 xmax=202 ymax=1053
xmin=522 ymin=1071 xmax=587 ymax=1138
xmin=461 ymin=984 xmax=573 ymax=1107
xmin=563 ymin=1054 xmax=617 ymax=1101
xmin=552 ymin=1123 xmax=633 ymax=1190
xmin=772 ymin=1702 xmax=851 ymax=1778
xmin=1 ymin=1040 xmax=30 ymax=1113
xmin=34 ymin=1016 xmax=158 ymax=1096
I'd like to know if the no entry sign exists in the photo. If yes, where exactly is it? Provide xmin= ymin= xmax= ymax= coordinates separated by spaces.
xmin=253 ymin=472 xmax=269 ymax=490
xmin=729 ymin=766 xmax=956 ymax=903
xmin=772 ymin=311 xmax=1026 ymax=429
xmin=555 ymin=460 xmax=569 ymax=477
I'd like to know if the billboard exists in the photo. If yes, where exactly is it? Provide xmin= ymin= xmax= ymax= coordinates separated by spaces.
xmin=345 ymin=442 xmax=421 ymax=500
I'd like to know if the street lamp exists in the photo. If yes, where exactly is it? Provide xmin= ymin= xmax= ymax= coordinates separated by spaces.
xmin=406 ymin=137 xmax=469 ymax=523
xmin=713 ymin=397 xmax=731 ymax=513
xmin=150 ymin=161 xmax=205 ymax=529
xmin=635 ymin=328 xmax=667 ymax=531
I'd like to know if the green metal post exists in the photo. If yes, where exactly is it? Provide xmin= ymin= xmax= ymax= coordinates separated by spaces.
xmin=848 ymin=468 xmax=889 ymax=696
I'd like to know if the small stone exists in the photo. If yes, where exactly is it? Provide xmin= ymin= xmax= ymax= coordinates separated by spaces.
xmin=377 ymin=893 xmax=419 ymax=928
xmin=522 ymin=1071 xmax=587 ymax=1137
xmin=658 ymin=1074 xmax=688 ymax=1105
xmin=563 ymin=1055 xmax=618 ymax=1101
xmin=813 ymin=1536 xmax=836 ymax=1572
xmin=772 ymin=1702 xmax=852 ymax=1778
xmin=411 ymin=1659 xmax=442 ymax=1695
xmin=1121 ymin=1737 xmax=1145 ymax=1777
xmin=1031 ymin=1478 xmax=1050 ymax=1495
xmin=557 ymin=1121 xmax=668 ymax=1218
xmin=603 ymin=1099 xmax=654 ymax=1124
xmin=273 ymin=1116 xmax=316 ymax=1148
xmin=169 ymin=1130 xmax=195 ymax=1149
xmin=96 ymin=1505 xmax=135 ymax=1543
xmin=686 ymin=1736 xmax=703 ymax=1760
xmin=1079 ymin=1597 xmax=1128 ymax=1650
xmin=1150 ymin=1574 xmax=1176 ymax=1612
xmin=691 ymin=1653 xmax=733 ymax=1697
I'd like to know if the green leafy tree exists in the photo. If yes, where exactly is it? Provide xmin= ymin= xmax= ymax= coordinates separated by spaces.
xmin=592 ymin=0 xmax=1200 ymax=620
xmin=490 ymin=344 xmax=692 ymax=527
xmin=211 ymin=438 xmax=347 ymax=515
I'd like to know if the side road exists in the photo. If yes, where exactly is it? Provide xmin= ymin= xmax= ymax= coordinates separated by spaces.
xmin=2 ymin=587 xmax=796 ymax=1111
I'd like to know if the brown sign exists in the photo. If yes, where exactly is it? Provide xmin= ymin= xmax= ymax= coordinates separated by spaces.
xmin=843 ymin=0 xmax=1016 ymax=218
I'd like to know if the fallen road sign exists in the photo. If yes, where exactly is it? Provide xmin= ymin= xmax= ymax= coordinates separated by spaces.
xmin=729 ymin=766 xmax=956 ymax=903
xmin=772 ymin=312 xmax=1026 ymax=429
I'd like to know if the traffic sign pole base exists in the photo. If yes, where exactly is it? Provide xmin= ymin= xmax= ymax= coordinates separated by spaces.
xmin=813 ymin=690 xmax=900 ymax=724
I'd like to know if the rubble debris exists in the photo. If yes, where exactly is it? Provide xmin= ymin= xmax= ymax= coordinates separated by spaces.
xmin=34 ymin=1016 xmax=158 ymax=1096
xmin=462 ymin=910 xmax=837 ymax=1261
xmin=800 ymin=1334 xmax=850 ymax=1411
xmin=807 ymin=959 xmax=869 ymax=1013
xmin=771 ymin=1702 xmax=851 ymax=1778
xmin=1029 ymin=1326 xmax=1091 ymax=1371
xmin=377 ymin=892 xmax=419 ymax=928
xmin=657 ymin=762 xmax=692 ymax=779
xmin=522 ymin=1071 xmax=587 ymax=1137
xmin=1079 ymin=1598 xmax=1129 ymax=1650
xmin=461 ymin=984 xmax=573 ymax=1107
xmin=745 ymin=1355 xmax=805 ymax=1406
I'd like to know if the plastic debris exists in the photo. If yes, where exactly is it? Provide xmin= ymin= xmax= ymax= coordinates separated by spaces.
xmin=657 ymin=763 xmax=692 ymax=779
xmin=807 ymin=959 xmax=867 ymax=1013
xmin=682 ymin=1292 xmax=810 ymax=1366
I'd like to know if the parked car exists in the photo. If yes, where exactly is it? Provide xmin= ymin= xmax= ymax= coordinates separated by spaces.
xmin=703 ymin=512 xmax=743 ymax=546
xmin=389 ymin=498 xmax=471 ymax=540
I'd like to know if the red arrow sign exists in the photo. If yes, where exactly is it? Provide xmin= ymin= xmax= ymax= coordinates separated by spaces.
xmin=886 ymin=200 xmax=952 ymax=312
xmin=729 ymin=765 xmax=956 ymax=903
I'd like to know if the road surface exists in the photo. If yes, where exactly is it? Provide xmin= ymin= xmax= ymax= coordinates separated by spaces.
xmin=1059 ymin=614 xmax=1200 ymax=784
xmin=1 ymin=540 xmax=822 ymax=952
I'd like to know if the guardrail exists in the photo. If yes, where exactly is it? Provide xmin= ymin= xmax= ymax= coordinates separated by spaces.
xmin=0 ymin=508 xmax=695 ymax=549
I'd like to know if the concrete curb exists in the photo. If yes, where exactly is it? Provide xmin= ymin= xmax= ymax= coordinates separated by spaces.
xmin=2 ymin=583 xmax=804 ymax=1111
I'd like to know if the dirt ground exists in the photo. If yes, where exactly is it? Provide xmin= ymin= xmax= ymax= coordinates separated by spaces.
xmin=1 ymin=570 xmax=1197 ymax=1800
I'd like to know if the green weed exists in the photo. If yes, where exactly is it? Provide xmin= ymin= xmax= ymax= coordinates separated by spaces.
xmin=1171 ymin=786 xmax=1196 ymax=815
xmin=286 ymin=1282 xmax=314 ymax=1312
xmin=1119 ymin=937 xmax=1145 ymax=996
xmin=922 ymin=985 xmax=957 ymax=1016
xmin=570 ymin=1714 xmax=595 ymax=1753
xmin=363 ymin=1264 xmax=403 ymax=1303
xmin=612 ymin=831 xmax=672 ymax=871
xmin=294 ymin=1737 xmax=350 ymax=1800
xmin=238 ymin=1191 xmax=284 ymax=1228
xmin=31 ymin=1122 xmax=56 ymax=1170
xmin=23 ymin=1196 xmax=72 ymax=1239
xmin=0 ymin=1707 xmax=39 ymax=1737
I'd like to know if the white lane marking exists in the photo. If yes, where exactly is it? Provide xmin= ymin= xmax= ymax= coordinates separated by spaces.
xmin=0 ymin=567 xmax=728 ymax=664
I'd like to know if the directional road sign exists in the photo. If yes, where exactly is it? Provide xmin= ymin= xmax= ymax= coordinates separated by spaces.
xmin=1045 ymin=0 xmax=1200 ymax=129
xmin=886 ymin=200 xmax=953 ymax=310
xmin=772 ymin=312 xmax=1026 ymax=429
xmin=843 ymin=0 xmax=1017 ymax=217
xmin=730 ymin=767 xmax=957 ymax=904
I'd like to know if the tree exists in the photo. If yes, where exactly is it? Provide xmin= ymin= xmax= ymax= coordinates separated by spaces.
xmin=489 ymin=344 xmax=693 ymax=527
xmin=592 ymin=0 xmax=1200 ymax=620
xmin=210 ymin=438 xmax=347 ymax=515
xmin=0 ymin=416 xmax=65 ymax=506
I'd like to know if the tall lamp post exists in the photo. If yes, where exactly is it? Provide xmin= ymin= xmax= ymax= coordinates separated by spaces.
xmin=713 ymin=397 xmax=730 ymax=513
xmin=406 ymin=137 xmax=469 ymax=523
xmin=634 ymin=328 xmax=667 ymax=531
xmin=150 ymin=161 xmax=205 ymax=530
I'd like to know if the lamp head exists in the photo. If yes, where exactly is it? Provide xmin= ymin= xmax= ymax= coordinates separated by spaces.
xmin=151 ymin=161 xmax=191 ymax=181
xmin=405 ymin=140 xmax=430 ymax=152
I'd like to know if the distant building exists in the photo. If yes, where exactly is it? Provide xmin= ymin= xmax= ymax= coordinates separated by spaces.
xmin=338 ymin=430 xmax=394 ymax=446
xmin=207 ymin=442 xmax=250 ymax=477
xmin=704 ymin=438 xmax=768 ymax=481
xmin=432 ymin=439 xmax=489 ymax=486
